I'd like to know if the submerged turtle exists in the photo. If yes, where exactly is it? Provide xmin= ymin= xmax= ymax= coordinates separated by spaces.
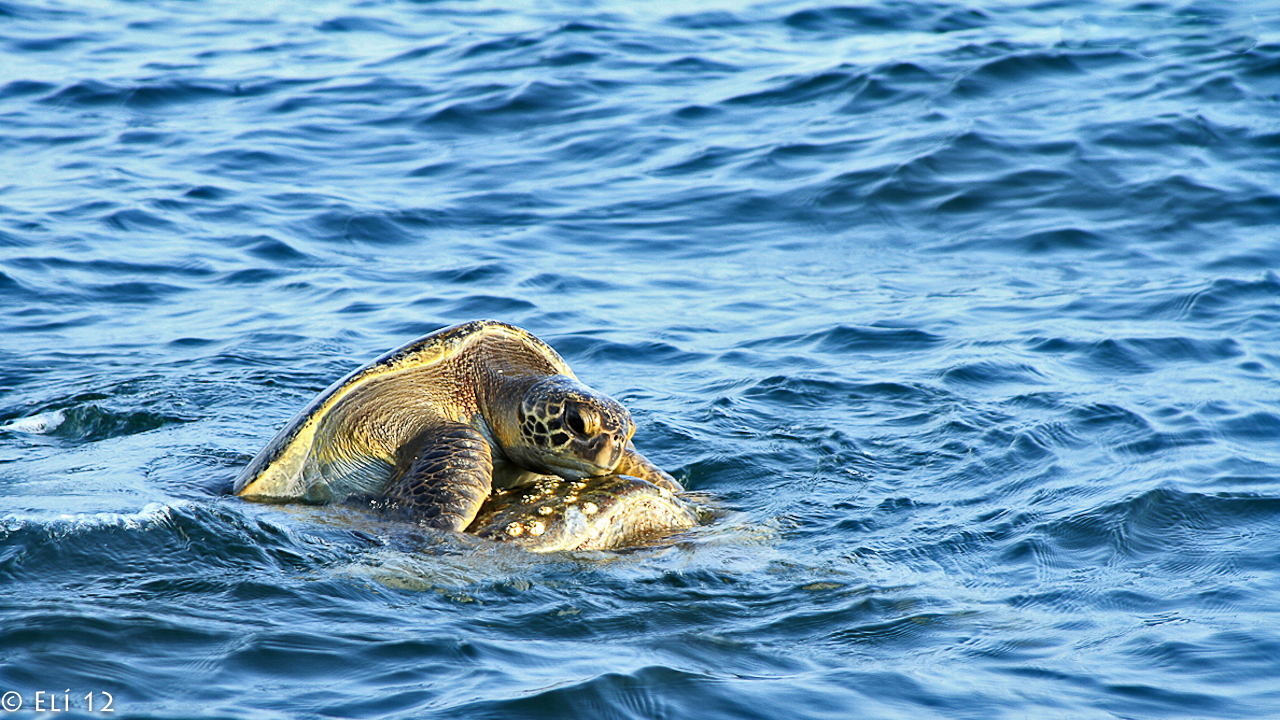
xmin=470 ymin=474 xmax=698 ymax=552
xmin=234 ymin=320 xmax=692 ymax=548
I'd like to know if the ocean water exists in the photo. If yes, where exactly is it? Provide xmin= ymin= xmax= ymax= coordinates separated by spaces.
xmin=2 ymin=0 xmax=1280 ymax=717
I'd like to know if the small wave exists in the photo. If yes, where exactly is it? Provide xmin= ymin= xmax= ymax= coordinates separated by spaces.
xmin=551 ymin=335 xmax=702 ymax=366
xmin=0 ymin=79 xmax=56 ymax=99
xmin=422 ymin=80 xmax=596 ymax=133
xmin=2 ymin=501 xmax=358 ymax=580
xmin=183 ymin=184 xmax=231 ymax=200
xmin=4 ymin=254 xmax=215 ymax=280
xmin=316 ymin=16 xmax=403 ymax=34
xmin=12 ymin=501 xmax=174 ymax=529
xmin=1028 ymin=335 xmax=1246 ymax=374
xmin=940 ymin=361 xmax=1048 ymax=388
xmin=39 ymin=78 xmax=250 ymax=110
xmin=952 ymin=52 xmax=1086 ymax=99
xmin=518 ymin=272 xmax=613 ymax=294
xmin=656 ymin=56 xmax=739 ymax=74
xmin=222 ymin=267 xmax=287 ymax=285
xmin=104 ymin=208 xmax=179 ymax=233
xmin=1007 ymin=228 xmax=1107 ymax=254
xmin=447 ymin=294 xmax=536 ymax=317
xmin=1216 ymin=410 xmax=1280 ymax=443
xmin=783 ymin=5 xmax=952 ymax=34
xmin=49 ymin=404 xmax=191 ymax=442
xmin=303 ymin=209 xmax=415 ymax=245
xmin=202 ymin=147 xmax=309 ymax=175
xmin=1186 ymin=274 xmax=1280 ymax=323
xmin=724 ymin=70 xmax=864 ymax=108
xmin=3 ymin=380 xmax=194 ymax=443
xmin=1060 ymin=11 xmax=1257 ymax=56
xmin=88 ymin=279 xmax=189 ymax=304
xmin=1040 ymin=487 xmax=1280 ymax=569
xmin=740 ymin=375 xmax=860 ymax=409
xmin=669 ymin=104 xmax=722 ymax=123
xmin=747 ymin=324 xmax=943 ymax=354
xmin=459 ymin=34 xmax=542 ymax=60
xmin=419 ymin=263 xmax=510 ymax=286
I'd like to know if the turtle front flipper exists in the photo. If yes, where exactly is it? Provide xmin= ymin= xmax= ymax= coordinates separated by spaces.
xmin=386 ymin=423 xmax=494 ymax=531
xmin=613 ymin=442 xmax=682 ymax=493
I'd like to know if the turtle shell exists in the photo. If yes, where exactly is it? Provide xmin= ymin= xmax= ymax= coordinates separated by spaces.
xmin=233 ymin=320 xmax=573 ymax=502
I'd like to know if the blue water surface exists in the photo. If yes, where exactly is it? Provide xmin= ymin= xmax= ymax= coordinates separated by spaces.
xmin=2 ymin=0 xmax=1280 ymax=718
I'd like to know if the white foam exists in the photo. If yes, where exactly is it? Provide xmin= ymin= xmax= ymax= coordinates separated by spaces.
xmin=0 ymin=410 xmax=66 ymax=434
xmin=2 ymin=502 xmax=177 ymax=536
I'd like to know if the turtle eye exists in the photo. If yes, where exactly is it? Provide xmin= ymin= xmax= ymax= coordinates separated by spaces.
xmin=564 ymin=404 xmax=599 ymax=437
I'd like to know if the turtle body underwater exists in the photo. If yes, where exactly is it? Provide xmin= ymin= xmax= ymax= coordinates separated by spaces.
xmin=234 ymin=320 xmax=697 ymax=551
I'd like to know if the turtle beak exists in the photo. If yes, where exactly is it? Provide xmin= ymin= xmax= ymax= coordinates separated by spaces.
xmin=584 ymin=435 xmax=623 ymax=475
xmin=541 ymin=440 xmax=619 ymax=478
xmin=584 ymin=434 xmax=627 ymax=475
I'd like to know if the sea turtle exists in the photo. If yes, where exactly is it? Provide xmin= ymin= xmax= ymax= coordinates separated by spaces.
xmin=470 ymin=474 xmax=698 ymax=552
xmin=234 ymin=320 xmax=685 ymax=542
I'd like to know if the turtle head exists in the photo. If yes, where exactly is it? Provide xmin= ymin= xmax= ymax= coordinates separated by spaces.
xmin=508 ymin=375 xmax=635 ymax=479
